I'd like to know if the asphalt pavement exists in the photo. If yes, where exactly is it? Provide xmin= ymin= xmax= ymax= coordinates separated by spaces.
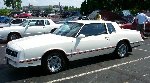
xmin=0 ymin=38 xmax=150 ymax=83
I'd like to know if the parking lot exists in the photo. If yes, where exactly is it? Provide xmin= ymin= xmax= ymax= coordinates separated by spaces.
xmin=0 ymin=38 xmax=149 ymax=83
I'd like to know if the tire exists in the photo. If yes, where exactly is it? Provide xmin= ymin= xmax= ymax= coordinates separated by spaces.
xmin=8 ymin=33 xmax=21 ymax=41
xmin=115 ymin=42 xmax=128 ymax=58
xmin=42 ymin=52 xmax=66 ymax=73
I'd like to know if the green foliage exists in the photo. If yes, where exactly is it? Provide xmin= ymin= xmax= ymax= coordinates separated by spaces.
xmin=80 ymin=0 xmax=150 ymax=15
xmin=45 ymin=5 xmax=53 ymax=13
xmin=63 ymin=6 xmax=68 ymax=11
xmin=0 ymin=8 xmax=11 ymax=16
xmin=3 ymin=0 xmax=22 ymax=10
xmin=63 ymin=6 xmax=80 ymax=11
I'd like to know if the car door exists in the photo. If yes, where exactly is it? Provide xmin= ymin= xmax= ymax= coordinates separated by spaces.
xmin=70 ymin=23 xmax=112 ymax=61
xmin=106 ymin=23 xmax=118 ymax=49
xmin=24 ymin=20 xmax=45 ymax=37
xmin=42 ymin=20 xmax=53 ymax=34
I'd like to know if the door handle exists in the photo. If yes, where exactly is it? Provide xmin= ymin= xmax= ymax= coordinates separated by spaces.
xmin=105 ymin=37 xmax=109 ymax=40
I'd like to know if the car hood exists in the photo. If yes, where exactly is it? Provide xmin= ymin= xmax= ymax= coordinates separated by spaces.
xmin=8 ymin=34 xmax=73 ymax=50
xmin=1 ymin=25 xmax=23 ymax=30
xmin=0 ymin=23 xmax=10 ymax=27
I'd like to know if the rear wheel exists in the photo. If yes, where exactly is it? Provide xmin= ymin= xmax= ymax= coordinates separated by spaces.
xmin=8 ymin=33 xmax=21 ymax=41
xmin=115 ymin=42 xmax=128 ymax=58
xmin=42 ymin=52 xmax=66 ymax=73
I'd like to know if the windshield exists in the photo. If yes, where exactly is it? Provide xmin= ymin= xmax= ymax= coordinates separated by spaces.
xmin=20 ymin=20 xmax=28 ymax=27
xmin=20 ymin=20 xmax=37 ymax=27
xmin=53 ymin=22 xmax=84 ymax=37
xmin=11 ymin=19 xmax=24 ymax=24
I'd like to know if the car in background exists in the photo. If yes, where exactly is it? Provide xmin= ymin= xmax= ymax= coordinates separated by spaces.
xmin=16 ymin=13 xmax=32 ymax=18
xmin=0 ymin=16 xmax=11 ymax=28
xmin=57 ymin=16 xmax=89 ymax=24
xmin=5 ymin=20 xmax=143 ymax=73
xmin=0 ymin=18 xmax=62 ymax=41
xmin=9 ymin=11 xmax=22 ymax=18
xmin=0 ymin=18 xmax=26 ymax=28
xmin=0 ymin=16 xmax=11 ymax=23
xmin=120 ymin=16 xmax=150 ymax=36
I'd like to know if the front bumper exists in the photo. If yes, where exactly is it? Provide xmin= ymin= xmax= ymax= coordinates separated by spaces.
xmin=5 ymin=55 xmax=41 ymax=68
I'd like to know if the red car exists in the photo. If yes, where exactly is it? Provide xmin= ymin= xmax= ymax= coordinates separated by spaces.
xmin=120 ymin=18 xmax=150 ymax=36
xmin=17 ymin=13 xmax=32 ymax=18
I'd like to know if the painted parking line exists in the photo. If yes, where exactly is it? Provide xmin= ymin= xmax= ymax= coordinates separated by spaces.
xmin=143 ymin=74 xmax=149 ymax=77
xmin=134 ymin=48 xmax=150 ymax=52
xmin=1 ymin=46 xmax=5 ymax=48
xmin=47 ymin=56 xmax=150 ymax=83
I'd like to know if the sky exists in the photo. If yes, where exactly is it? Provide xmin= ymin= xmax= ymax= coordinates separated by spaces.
xmin=0 ymin=0 xmax=85 ymax=8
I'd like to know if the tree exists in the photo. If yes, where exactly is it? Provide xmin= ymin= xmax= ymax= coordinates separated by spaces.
xmin=45 ymin=5 xmax=53 ymax=13
xmin=0 ymin=8 xmax=11 ymax=16
xmin=80 ymin=0 xmax=150 ymax=15
xmin=3 ymin=0 xmax=22 ymax=10
xmin=80 ymin=0 xmax=97 ymax=15
xmin=63 ymin=6 xmax=68 ymax=11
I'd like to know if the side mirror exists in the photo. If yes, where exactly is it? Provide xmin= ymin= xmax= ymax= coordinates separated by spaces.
xmin=77 ymin=34 xmax=85 ymax=39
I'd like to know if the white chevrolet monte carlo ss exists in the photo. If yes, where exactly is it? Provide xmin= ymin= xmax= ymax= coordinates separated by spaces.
xmin=5 ymin=20 xmax=143 ymax=73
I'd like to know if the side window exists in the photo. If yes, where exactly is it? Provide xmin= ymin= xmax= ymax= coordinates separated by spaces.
xmin=45 ymin=20 xmax=50 ymax=25
xmin=107 ymin=23 xmax=116 ymax=34
xmin=97 ymin=23 xmax=107 ymax=34
xmin=35 ymin=20 xmax=44 ymax=26
xmin=78 ymin=23 xmax=107 ymax=37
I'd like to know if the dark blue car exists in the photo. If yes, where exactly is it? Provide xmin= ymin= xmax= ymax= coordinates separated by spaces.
xmin=0 ymin=16 xmax=11 ymax=23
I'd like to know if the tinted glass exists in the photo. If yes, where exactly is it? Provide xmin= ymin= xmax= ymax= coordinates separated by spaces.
xmin=11 ymin=19 xmax=23 ymax=24
xmin=107 ymin=23 xmax=116 ymax=34
xmin=45 ymin=20 xmax=50 ymax=25
xmin=53 ymin=22 xmax=83 ymax=37
xmin=79 ymin=23 xmax=107 ymax=37
xmin=35 ymin=20 xmax=44 ymax=26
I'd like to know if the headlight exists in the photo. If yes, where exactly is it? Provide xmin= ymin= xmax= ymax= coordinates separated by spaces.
xmin=6 ymin=48 xmax=18 ymax=57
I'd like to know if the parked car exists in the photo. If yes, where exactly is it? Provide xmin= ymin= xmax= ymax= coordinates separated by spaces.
xmin=0 ymin=16 xmax=11 ymax=23
xmin=57 ymin=16 xmax=89 ymax=24
xmin=0 ymin=16 xmax=11 ymax=27
xmin=0 ymin=18 xmax=26 ymax=28
xmin=9 ymin=11 xmax=22 ymax=18
xmin=88 ymin=10 xmax=129 ymax=25
xmin=16 ymin=13 xmax=32 ymax=18
xmin=0 ymin=18 xmax=62 ymax=41
xmin=120 ymin=17 xmax=150 ymax=36
xmin=5 ymin=20 xmax=143 ymax=73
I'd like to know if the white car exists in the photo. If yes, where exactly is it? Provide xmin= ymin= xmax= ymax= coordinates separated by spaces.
xmin=0 ymin=18 xmax=62 ymax=41
xmin=5 ymin=20 xmax=143 ymax=73
xmin=0 ymin=18 xmax=26 ymax=27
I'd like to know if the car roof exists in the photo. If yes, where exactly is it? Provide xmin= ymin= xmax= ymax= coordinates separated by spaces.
xmin=26 ymin=17 xmax=51 ymax=20
xmin=69 ymin=20 xmax=113 ymax=24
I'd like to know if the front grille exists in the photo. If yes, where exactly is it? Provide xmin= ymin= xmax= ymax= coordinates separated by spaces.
xmin=6 ymin=48 xmax=18 ymax=57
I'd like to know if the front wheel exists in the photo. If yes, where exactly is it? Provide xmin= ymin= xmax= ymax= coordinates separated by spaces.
xmin=42 ymin=52 xmax=66 ymax=73
xmin=7 ymin=33 xmax=21 ymax=41
xmin=115 ymin=42 xmax=128 ymax=58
